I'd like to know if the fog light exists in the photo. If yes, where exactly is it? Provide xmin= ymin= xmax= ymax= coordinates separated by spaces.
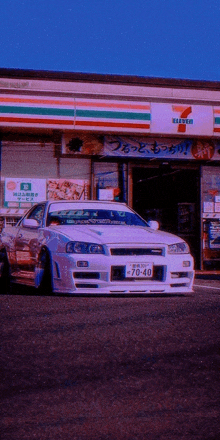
xmin=77 ymin=261 xmax=89 ymax=267
xmin=183 ymin=261 xmax=190 ymax=267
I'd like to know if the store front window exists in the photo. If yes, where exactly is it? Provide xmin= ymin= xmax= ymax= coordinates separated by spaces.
xmin=202 ymin=166 xmax=220 ymax=270
xmin=93 ymin=161 xmax=127 ymax=202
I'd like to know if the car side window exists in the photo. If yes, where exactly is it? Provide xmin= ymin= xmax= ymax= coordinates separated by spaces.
xmin=26 ymin=204 xmax=45 ymax=226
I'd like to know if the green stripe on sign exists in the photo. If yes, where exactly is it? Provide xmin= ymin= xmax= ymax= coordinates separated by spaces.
xmin=76 ymin=109 xmax=151 ymax=120
xmin=215 ymin=117 xmax=220 ymax=124
xmin=0 ymin=106 xmax=75 ymax=117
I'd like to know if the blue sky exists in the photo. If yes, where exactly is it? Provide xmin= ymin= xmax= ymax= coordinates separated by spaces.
xmin=1 ymin=0 xmax=220 ymax=81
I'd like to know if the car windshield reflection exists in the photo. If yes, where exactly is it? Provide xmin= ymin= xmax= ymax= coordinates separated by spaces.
xmin=47 ymin=209 xmax=147 ymax=227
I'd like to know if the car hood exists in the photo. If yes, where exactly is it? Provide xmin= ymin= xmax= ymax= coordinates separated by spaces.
xmin=51 ymin=224 xmax=184 ymax=246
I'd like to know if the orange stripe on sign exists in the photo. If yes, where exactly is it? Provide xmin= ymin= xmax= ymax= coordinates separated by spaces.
xmin=0 ymin=97 xmax=75 ymax=106
xmin=76 ymin=101 xmax=151 ymax=110
xmin=75 ymin=120 xmax=150 ymax=129
xmin=214 ymin=109 xmax=220 ymax=114
xmin=172 ymin=106 xmax=188 ymax=112
xmin=0 ymin=97 xmax=150 ymax=111
xmin=0 ymin=116 xmax=74 ymax=125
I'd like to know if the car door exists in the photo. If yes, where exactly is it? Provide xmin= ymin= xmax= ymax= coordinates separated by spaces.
xmin=14 ymin=204 xmax=46 ymax=278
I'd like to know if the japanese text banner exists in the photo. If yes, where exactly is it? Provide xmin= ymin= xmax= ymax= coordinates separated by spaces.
xmin=104 ymin=136 xmax=220 ymax=160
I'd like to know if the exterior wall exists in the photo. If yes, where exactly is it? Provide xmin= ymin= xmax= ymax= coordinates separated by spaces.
xmin=1 ymin=71 xmax=220 ymax=103
xmin=0 ymin=137 xmax=91 ymax=224
xmin=2 ymin=140 xmax=57 ymax=177
xmin=59 ymin=157 xmax=91 ymax=180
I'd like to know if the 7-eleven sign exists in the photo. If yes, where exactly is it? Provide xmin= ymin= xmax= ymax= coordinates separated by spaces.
xmin=172 ymin=105 xmax=193 ymax=133
xmin=150 ymin=103 xmax=213 ymax=136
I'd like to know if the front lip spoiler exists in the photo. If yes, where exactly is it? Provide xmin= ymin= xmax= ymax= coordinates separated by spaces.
xmin=53 ymin=283 xmax=194 ymax=295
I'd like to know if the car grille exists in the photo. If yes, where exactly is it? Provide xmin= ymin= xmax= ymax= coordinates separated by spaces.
xmin=111 ymin=265 xmax=165 ymax=282
xmin=110 ymin=247 xmax=164 ymax=256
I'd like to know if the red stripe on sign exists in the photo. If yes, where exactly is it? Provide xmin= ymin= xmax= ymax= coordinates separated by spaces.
xmin=213 ymin=128 xmax=220 ymax=132
xmin=75 ymin=120 xmax=150 ymax=129
xmin=0 ymin=116 xmax=74 ymax=125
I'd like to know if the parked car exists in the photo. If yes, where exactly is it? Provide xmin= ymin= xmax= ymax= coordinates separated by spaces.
xmin=0 ymin=200 xmax=194 ymax=295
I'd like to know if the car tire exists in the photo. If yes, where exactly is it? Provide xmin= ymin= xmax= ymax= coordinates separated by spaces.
xmin=36 ymin=248 xmax=53 ymax=295
xmin=0 ymin=250 xmax=11 ymax=293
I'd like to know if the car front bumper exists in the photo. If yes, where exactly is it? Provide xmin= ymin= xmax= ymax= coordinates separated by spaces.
xmin=50 ymin=251 xmax=195 ymax=295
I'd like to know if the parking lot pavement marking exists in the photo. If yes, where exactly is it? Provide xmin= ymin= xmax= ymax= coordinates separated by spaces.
xmin=194 ymin=283 xmax=220 ymax=290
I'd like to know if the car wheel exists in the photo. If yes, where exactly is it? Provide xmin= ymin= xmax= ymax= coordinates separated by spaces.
xmin=0 ymin=250 xmax=11 ymax=293
xmin=36 ymin=248 xmax=53 ymax=295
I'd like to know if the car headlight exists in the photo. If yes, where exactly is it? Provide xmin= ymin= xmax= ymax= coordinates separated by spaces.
xmin=66 ymin=241 xmax=105 ymax=254
xmin=168 ymin=242 xmax=190 ymax=254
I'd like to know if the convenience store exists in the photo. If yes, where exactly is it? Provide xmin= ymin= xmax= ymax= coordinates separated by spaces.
xmin=0 ymin=68 xmax=220 ymax=271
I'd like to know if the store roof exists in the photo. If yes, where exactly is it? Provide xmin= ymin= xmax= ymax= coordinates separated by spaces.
xmin=0 ymin=67 xmax=220 ymax=90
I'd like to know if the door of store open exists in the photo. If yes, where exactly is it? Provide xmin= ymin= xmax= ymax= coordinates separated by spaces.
xmin=132 ymin=165 xmax=201 ymax=269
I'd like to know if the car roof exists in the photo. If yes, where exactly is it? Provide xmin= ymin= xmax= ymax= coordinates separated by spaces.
xmin=46 ymin=200 xmax=131 ymax=212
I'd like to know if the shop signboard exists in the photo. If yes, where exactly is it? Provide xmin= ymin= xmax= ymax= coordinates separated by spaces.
xmin=4 ymin=178 xmax=90 ymax=209
xmin=61 ymin=133 xmax=103 ymax=155
xmin=47 ymin=179 xmax=90 ymax=200
xmin=151 ymin=103 xmax=213 ymax=136
xmin=1 ymin=92 xmax=219 ymax=136
xmin=4 ymin=178 xmax=46 ymax=208
xmin=104 ymin=136 xmax=220 ymax=160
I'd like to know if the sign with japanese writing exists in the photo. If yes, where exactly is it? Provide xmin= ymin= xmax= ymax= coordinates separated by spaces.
xmin=4 ymin=178 xmax=46 ymax=208
xmin=104 ymin=136 xmax=220 ymax=160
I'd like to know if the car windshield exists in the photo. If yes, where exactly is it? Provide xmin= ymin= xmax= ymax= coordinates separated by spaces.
xmin=47 ymin=208 xmax=147 ymax=227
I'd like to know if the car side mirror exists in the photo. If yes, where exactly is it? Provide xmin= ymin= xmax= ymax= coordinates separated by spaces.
xmin=148 ymin=220 xmax=159 ymax=230
xmin=22 ymin=218 xmax=39 ymax=229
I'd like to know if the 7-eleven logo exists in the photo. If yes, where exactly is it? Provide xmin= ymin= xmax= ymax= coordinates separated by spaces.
xmin=172 ymin=106 xmax=193 ymax=133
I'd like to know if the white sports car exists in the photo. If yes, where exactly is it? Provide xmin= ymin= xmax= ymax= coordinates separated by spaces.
xmin=0 ymin=200 xmax=194 ymax=295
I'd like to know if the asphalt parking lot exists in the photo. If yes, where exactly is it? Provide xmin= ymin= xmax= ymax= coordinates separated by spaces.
xmin=194 ymin=276 xmax=220 ymax=291
xmin=1 ymin=279 xmax=220 ymax=440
